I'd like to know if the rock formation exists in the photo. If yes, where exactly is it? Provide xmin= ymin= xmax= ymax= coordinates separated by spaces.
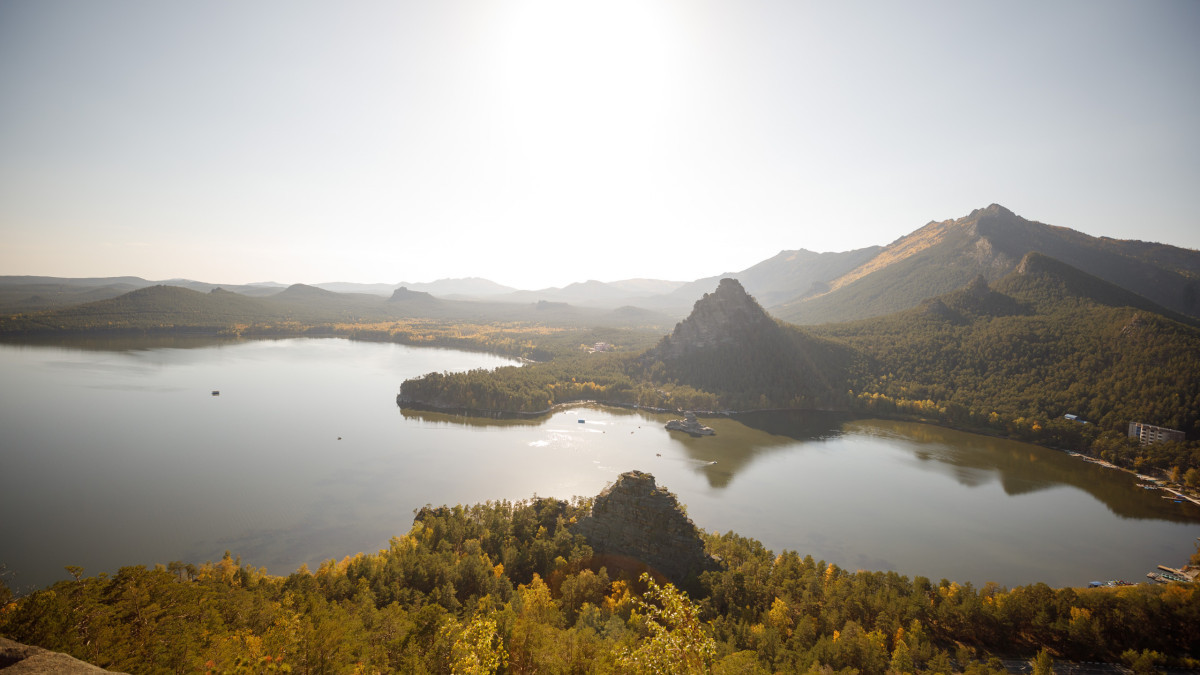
xmin=649 ymin=278 xmax=778 ymax=361
xmin=0 ymin=637 xmax=120 ymax=673
xmin=665 ymin=411 xmax=715 ymax=436
xmin=571 ymin=471 xmax=719 ymax=586
xmin=639 ymin=277 xmax=849 ymax=408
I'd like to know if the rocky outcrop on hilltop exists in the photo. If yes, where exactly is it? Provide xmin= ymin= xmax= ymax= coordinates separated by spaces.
xmin=650 ymin=278 xmax=777 ymax=361
xmin=0 ymin=637 xmax=120 ymax=673
xmin=639 ymin=278 xmax=851 ymax=409
xmin=571 ymin=471 xmax=719 ymax=585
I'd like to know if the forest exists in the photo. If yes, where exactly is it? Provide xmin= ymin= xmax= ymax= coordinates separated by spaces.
xmin=816 ymin=263 xmax=1200 ymax=478
xmin=2 ymin=497 xmax=1197 ymax=674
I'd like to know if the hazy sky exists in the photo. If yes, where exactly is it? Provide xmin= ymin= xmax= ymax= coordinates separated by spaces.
xmin=2 ymin=1 xmax=1197 ymax=289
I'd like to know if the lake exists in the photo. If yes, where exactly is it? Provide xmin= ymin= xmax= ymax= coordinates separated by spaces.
xmin=1 ymin=336 xmax=1197 ymax=593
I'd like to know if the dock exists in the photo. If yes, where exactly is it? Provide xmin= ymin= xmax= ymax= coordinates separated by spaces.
xmin=1161 ymin=487 xmax=1200 ymax=507
xmin=1148 ymin=570 xmax=1192 ymax=584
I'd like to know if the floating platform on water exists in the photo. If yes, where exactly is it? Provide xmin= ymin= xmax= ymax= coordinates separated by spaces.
xmin=665 ymin=412 xmax=715 ymax=436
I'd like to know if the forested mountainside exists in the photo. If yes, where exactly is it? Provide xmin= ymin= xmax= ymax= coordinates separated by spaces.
xmin=774 ymin=204 xmax=1200 ymax=325
xmin=815 ymin=253 xmax=1200 ymax=474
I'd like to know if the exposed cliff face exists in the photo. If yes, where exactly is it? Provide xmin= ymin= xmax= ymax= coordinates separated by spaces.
xmin=640 ymin=278 xmax=852 ymax=408
xmin=570 ymin=471 xmax=718 ymax=586
xmin=652 ymin=278 xmax=777 ymax=361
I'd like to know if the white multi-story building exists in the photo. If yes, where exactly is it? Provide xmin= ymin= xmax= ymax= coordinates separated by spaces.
xmin=1127 ymin=421 xmax=1185 ymax=445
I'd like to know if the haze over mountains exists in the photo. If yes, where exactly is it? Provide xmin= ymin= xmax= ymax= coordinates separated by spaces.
xmin=3 ymin=205 xmax=1198 ymax=325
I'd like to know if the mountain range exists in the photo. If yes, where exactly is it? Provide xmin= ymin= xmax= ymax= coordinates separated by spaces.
xmin=3 ymin=204 xmax=1198 ymax=326
xmin=775 ymin=204 xmax=1200 ymax=324
xmin=391 ymin=247 xmax=1199 ymax=446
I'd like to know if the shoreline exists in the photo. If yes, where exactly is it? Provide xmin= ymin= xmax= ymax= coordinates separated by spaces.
xmin=398 ymin=396 xmax=1200 ymax=506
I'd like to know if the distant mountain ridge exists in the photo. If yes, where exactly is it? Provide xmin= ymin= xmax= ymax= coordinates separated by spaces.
xmin=0 ymin=280 xmax=677 ymax=334
xmin=315 ymin=278 xmax=519 ymax=298
xmin=3 ymin=204 xmax=1197 ymax=325
xmin=649 ymin=247 xmax=884 ymax=311
xmin=775 ymin=204 xmax=1200 ymax=324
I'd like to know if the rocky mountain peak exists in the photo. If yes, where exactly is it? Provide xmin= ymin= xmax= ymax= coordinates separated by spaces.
xmin=970 ymin=203 xmax=1016 ymax=220
xmin=654 ymin=278 xmax=775 ymax=358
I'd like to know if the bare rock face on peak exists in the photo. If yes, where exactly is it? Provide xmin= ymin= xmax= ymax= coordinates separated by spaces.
xmin=652 ymin=278 xmax=776 ymax=360
xmin=571 ymin=471 xmax=718 ymax=586
xmin=640 ymin=278 xmax=852 ymax=409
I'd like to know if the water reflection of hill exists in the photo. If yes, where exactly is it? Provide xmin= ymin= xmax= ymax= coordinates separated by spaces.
xmin=671 ymin=411 xmax=847 ymax=489
xmin=733 ymin=410 xmax=849 ymax=440
xmin=854 ymin=420 xmax=1200 ymax=524
xmin=397 ymin=406 xmax=1200 ymax=524
xmin=1 ymin=334 xmax=243 ymax=352
xmin=398 ymin=407 xmax=547 ymax=428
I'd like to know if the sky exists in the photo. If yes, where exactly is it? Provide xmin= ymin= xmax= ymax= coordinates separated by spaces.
xmin=1 ymin=1 xmax=1197 ymax=290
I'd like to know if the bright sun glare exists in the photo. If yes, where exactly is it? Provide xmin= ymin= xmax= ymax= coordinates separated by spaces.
xmin=490 ymin=0 xmax=679 ymax=205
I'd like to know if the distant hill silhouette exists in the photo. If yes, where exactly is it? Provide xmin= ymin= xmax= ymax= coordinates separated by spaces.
xmin=661 ymin=246 xmax=883 ymax=310
xmin=0 ymin=285 xmax=273 ymax=331
xmin=387 ymin=286 xmax=439 ymax=304
xmin=5 ymin=204 xmax=1198 ymax=340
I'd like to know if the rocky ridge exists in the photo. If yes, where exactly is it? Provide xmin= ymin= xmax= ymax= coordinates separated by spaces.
xmin=777 ymin=204 xmax=1200 ymax=324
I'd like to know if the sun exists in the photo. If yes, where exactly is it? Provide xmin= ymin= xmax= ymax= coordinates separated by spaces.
xmin=487 ymin=0 xmax=681 ymax=176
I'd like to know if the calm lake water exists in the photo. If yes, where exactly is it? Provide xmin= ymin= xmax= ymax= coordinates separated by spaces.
xmin=2 ymin=337 xmax=1197 ymax=593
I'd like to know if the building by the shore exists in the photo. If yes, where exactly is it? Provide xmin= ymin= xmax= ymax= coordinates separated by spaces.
xmin=1128 ymin=421 xmax=1185 ymax=445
